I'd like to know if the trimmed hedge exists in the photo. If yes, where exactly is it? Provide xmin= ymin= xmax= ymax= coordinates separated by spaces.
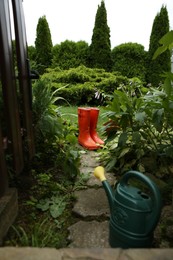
xmin=41 ymin=66 xmax=142 ymax=105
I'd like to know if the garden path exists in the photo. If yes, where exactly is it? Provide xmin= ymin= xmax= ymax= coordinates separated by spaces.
xmin=67 ymin=150 xmax=116 ymax=248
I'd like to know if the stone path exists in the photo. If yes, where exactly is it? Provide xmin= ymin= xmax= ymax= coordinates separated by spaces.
xmin=67 ymin=150 xmax=116 ymax=248
xmin=1 ymin=151 xmax=173 ymax=259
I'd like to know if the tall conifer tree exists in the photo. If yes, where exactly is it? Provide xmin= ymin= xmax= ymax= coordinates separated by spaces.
xmin=146 ymin=5 xmax=171 ymax=86
xmin=88 ymin=0 xmax=112 ymax=71
xmin=35 ymin=16 xmax=53 ymax=74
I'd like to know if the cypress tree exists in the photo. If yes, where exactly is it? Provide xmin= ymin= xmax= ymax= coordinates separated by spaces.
xmin=88 ymin=0 xmax=112 ymax=71
xmin=146 ymin=5 xmax=171 ymax=86
xmin=35 ymin=16 xmax=53 ymax=74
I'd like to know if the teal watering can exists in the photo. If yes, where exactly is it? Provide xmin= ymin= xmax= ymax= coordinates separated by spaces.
xmin=94 ymin=166 xmax=162 ymax=248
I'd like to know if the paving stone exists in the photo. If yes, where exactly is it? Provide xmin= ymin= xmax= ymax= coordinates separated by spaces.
xmin=72 ymin=188 xmax=110 ymax=218
xmin=80 ymin=152 xmax=100 ymax=168
xmin=0 ymin=247 xmax=173 ymax=260
xmin=68 ymin=220 xmax=110 ymax=248
xmin=79 ymin=166 xmax=95 ymax=175
xmin=87 ymin=172 xmax=117 ymax=187
xmin=0 ymin=188 xmax=18 ymax=245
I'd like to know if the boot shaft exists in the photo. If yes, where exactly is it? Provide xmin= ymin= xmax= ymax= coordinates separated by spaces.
xmin=90 ymin=108 xmax=99 ymax=130
xmin=78 ymin=107 xmax=90 ymax=132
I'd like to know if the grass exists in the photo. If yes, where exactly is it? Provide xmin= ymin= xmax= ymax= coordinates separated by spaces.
xmin=59 ymin=106 xmax=107 ymax=131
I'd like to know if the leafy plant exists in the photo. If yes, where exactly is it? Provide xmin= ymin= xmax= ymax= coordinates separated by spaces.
xmin=32 ymin=78 xmax=80 ymax=180
xmin=100 ymin=74 xmax=173 ymax=175
xmin=36 ymin=194 xmax=67 ymax=219
xmin=9 ymin=218 xmax=64 ymax=248
xmin=32 ymin=78 xmax=66 ymax=142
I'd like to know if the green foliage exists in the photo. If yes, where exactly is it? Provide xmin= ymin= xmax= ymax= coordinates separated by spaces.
xmin=27 ymin=45 xmax=38 ymax=72
xmin=36 ymin=195 xmax=67 ymax=219
xmin=32 ymin=78 xmax=80 ymax=179
xmin=52 ymin=40 xmax=89 ymax=70
xmin=100 ymin=77 xmax=173 ymax=175
xmin=35 ymin=16 xmax=53 ymax=74
xmin=88 ymin=0 xmax=112 ymax=71
xmin=42 ymin=65 xmax=131 ymax=105
xmin=10 ymin=219 xmax=62 ymax=247
xmin=153 ymin=30 xmax=173 ymax=59
xmin=111 ymin=43 xmax=147 ymax=81
xmin=146 ymin=5 xmax=171 ymax=86
xmin=32 ymin=79 xmax=64 ymax=142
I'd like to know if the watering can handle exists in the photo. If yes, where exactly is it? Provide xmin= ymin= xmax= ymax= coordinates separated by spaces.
xmin=120 ymin=170 xmax=162 ymax=234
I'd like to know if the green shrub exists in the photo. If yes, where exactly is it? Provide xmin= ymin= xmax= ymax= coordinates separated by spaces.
xmin=111 ymin=43 xmax=147 ymax=81
xmin=42 ymin=65 xmax=138 ymax=106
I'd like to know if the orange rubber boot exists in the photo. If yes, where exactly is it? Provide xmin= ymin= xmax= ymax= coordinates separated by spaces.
xmin=90 ymin=108 xmax=104 ymax=145
xmin=78 ymin=108 xmax=99 ymax=150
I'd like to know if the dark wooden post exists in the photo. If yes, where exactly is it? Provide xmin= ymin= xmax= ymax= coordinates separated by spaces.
xmin=12 ymin=0 xmax=35 ymax=159
xmin=0 ymin=0 xmax=24 ymax=174
xmin=0 ymin=126 xmax=8 ymax=198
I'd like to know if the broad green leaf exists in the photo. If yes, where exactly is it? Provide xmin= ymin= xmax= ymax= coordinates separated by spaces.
xmin=153 ymin=31 xmax=173 ymax=59
xmin=159 ymin=30 xmax=173 ymax=45
xmin=50 ymin=201 xmax=66 ymax=218
xmin=152 ymin=109 xmax=164 ymax=132
xmin=135 ymin=112 xmax=146 ymax=124
xmin=106 ymin=157 xmax=117 ymax=171
xmin=163 ymin=77 xmax=172 ymax=96
xmin=118 ymin=147 xmax=130 ymax=158
xmin=153 ymin=45 xmax=167 ymax=60
xmin=132 ymin=131 xmax=141 ymax=143
xmin=120 ymin=114 xmax=131 ymax=130
xmin=118 ymin=132 xmax=128 ymax=147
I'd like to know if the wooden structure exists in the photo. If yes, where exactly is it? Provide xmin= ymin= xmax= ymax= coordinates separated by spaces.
xmin=0 ymin=0 xmax=37 ymax=198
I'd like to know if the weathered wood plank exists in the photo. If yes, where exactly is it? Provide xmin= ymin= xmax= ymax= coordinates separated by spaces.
xmin=12 ymin=0 xmax=35 ymax=159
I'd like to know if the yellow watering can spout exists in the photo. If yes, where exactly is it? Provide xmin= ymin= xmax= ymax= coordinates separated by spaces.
xmin=94 ymin=166 xmax=106 ymax=182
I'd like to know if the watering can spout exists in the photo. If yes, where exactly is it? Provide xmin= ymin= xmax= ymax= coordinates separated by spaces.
xmin=94 ymin=166 xmax=114 ymax=212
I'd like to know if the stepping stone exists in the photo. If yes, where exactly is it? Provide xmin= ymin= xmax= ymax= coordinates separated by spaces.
xmin=80 ymin=152 xmax=100 ymax=168
xmin=79 ymin=166 xmax=95 ymax=176
xmin=72 ymin=188 xmax=110 ymax=218
xmin=87 ymin=172 xmax=117 ymax=188
xmin=68 ymin=220 xmax=110 ymax=248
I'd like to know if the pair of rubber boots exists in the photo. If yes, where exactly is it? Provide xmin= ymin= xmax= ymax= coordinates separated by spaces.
xmin=78 ymin=107 xmax=104 ymax=150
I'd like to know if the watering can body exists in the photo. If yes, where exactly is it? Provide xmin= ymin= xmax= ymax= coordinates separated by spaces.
xmin=94 ymin=167 xmax=162 ymax=248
